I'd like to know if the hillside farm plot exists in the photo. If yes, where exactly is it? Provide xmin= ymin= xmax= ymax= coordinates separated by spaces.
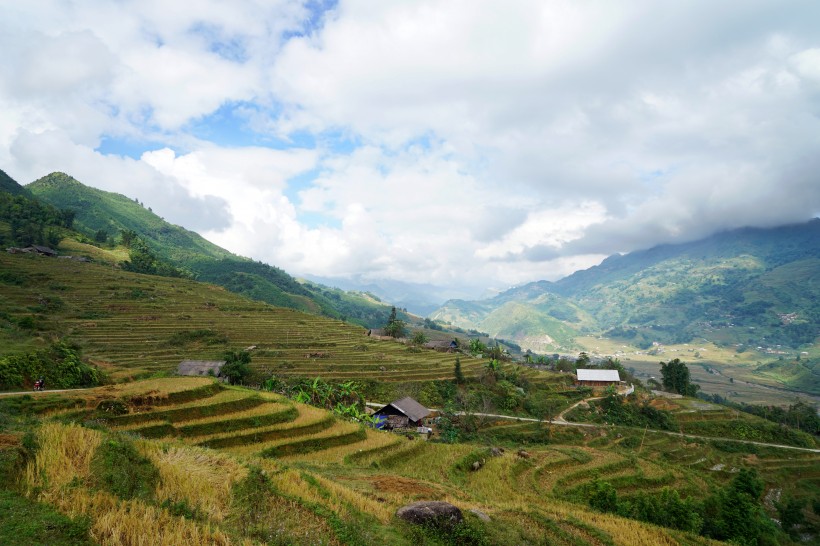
xmin=0 ymin=254 xmax=494 ymax=385
xmin=4 ymin=377 xmax=819 ymax=545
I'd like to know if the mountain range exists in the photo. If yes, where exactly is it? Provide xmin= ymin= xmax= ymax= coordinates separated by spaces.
xmin=431 ymin=220 xmax=820 ymax=355
xmin=3 ymin=168 xmax=818 ymax=367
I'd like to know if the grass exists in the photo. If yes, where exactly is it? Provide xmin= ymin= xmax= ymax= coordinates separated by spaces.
xmin=0 ymin=489 xmax=94 ymax=546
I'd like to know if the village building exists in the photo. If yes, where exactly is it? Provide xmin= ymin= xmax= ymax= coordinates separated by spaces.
xmin=423 ymin=340 xmax=458 ymax=352
xmin=373 ymin=396 xmax=431 ymax=431
xmin=176 ymin=360 xmax=226 ymax=378
xmin=575 ymin=368 xmax=622 ymax=387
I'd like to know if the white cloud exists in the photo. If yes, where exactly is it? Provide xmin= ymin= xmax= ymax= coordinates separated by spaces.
xmin=1 ymin=0 xmax=819 ymax=303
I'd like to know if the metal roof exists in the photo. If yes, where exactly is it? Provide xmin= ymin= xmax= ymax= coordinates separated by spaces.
xmin=576 ymin=369 xmax=621 ymax=382
xmin=177 ymin=360 xmax=226 ymax=376
xmin=387 ymin=396 xmax=430 ymax=422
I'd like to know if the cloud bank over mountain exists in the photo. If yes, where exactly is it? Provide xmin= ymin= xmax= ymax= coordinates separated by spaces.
xmin=2 ymin=0 xmax=819 ymax=297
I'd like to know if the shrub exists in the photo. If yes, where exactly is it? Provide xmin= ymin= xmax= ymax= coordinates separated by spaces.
xmin=90 ymin=436 xmax=159 ymax=501
xmin=95 ymin=400 xmax=128 ymax=416
xmin=260 ymin=427 xmax=366 ymax=458
xmin=0 ymin=343 xmax=103 ymax=390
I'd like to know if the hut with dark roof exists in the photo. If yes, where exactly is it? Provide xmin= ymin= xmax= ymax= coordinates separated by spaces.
xmin=373 ymin=396 xmax=431 ymax=430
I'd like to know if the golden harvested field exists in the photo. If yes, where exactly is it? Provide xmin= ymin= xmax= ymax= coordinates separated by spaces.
xmin=6 ymin=377 xmax=776 ymax=545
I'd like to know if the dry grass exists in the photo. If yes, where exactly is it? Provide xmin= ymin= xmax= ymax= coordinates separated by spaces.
xmin=208 ymin=405 xmax=331 ymax=454
xmin=464 ymin=453 xmax=526 ymax=503
xmin=25 ymin=422 xmax=102 ymax=492
xmin=24 ymin=422 xmax=244 ymax=546
xmin=50 ymin=487 xmax=238 ymax=546
xmin=310 ymin=474 xmax=394 ymax=523
xmin=138 ymin=441 xmax=248 ymax=522
xmin=268 ymin=469 xmax=393 ymax=526
xmin=101 ymin=377 xmax=214 ymax=397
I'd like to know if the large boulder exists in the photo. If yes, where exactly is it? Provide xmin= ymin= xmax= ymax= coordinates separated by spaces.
xmin=396 ymin=501 xmax=463 ymax=528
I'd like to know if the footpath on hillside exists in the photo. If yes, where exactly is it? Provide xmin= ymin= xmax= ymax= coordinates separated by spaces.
xmin=367 ymin=384 xmax=820 ymax=454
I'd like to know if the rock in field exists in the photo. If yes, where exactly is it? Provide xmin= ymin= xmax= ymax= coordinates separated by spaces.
xmin=396 ymin=501 xmax=463 ymax=528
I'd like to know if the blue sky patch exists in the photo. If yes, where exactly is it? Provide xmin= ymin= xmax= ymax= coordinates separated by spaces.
xmin=96 ymin=136 xmax=177 ymax=160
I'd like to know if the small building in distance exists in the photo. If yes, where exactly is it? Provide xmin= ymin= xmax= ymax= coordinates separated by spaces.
xmin=575 ymin=368 xmax=621 ymax=387
xmin=423 ymin=340 xmax=458 ymax=352
xmin=373 ymin=396 xmax=431 ymax=431
xmin=177 ymin=360 xmax=226 ymax=378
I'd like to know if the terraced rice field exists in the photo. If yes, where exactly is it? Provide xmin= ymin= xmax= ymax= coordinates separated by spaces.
xmin=14 ymin=377 xmax=816 ymax=545
xmin=0 ymin=254 xmax=498 ymax=382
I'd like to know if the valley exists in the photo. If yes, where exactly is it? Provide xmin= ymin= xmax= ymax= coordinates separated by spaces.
xmin=1 ymin=170 xmax=818 ymax=545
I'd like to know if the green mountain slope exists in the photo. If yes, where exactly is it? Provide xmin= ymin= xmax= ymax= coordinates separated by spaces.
xmin=0 ymin=169 xmax=30 ymax=196
xmin=26 ymin=172 xmax=393 ymax=327
xmin=432 ymin=220 xmax=820 ymax=354
xmin=28 ymin=172 xmax=233 ymax=263
xmin=0 ymin=170 xmax=75 ymax=248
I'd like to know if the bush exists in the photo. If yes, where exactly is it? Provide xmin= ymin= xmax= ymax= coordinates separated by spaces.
xmin=95 ymin=400 xmax=128 ymax=416
xmin=0 ymin=343 xmax=103 ymax=391
xmin=221 ymin=349 xmax=251 ymax=385
xmin=90 ymin=436 xmax=159 ymax=501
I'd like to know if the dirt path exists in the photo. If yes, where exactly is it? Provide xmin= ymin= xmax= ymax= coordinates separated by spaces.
xmin=0 ymin=388 xmax=94 ymax=397
xmin=367 ymin=389 xmax=820 ymax=454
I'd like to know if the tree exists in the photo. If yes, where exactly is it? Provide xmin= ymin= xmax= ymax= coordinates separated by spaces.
xmin=659 ymin=358 xmax=700 ymax=396
xmin=701 ymin=468 xmax=777 ymax=544
xmin=454 ymin=356 xmax=465 ymax=384
xmin=384 ymin=306 xmax=406 ymax=338
xmin=410 ymin=331 xmax=429 ymax=347
xmin=468 ymin=338 xmax=486 ymax=356
xmin=94 ymin=229 xmax=108 ymax=244
xmin=120 ymin=229 xmax=138 ymax=248
xmin=526 ymin=392 xmax=563 ymax=432
xmin=776 ymin=496 xmax=806 ymax=538
xmin=221 ymin=350 xmax=252 ymax=385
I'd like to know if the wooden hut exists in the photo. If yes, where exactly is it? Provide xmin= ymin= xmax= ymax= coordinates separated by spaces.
xmin=423 ymin=340 xmax=458 ymax=352
xmin=373 ymin=396 xmax=431 ymax=431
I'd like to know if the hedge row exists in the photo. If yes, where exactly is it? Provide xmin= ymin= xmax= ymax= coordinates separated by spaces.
xmin=196 ymin=415 xmax=335 ymax=449
xmin=261 ymin=427 xmax=367 ymax=458
xmin=107 ymin=396 xmax=264 ymax=426
xmin=177 ymin=406 xmax=299 ymax=437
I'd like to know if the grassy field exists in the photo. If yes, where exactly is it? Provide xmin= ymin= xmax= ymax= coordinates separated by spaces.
xmin=1 ymin=378 xmax=816 ymax=545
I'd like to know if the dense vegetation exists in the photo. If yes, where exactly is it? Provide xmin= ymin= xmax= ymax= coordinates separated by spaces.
xmin=0 ymin=343 xmax=103 ymax=391
xmin=0 ymin=187 xmax=74 ymax=248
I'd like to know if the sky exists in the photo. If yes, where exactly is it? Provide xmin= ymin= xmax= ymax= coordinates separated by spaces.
xmin=1 ymin=0 xmax=819 ymax=300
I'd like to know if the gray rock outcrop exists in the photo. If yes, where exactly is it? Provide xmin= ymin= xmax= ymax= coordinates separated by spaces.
xmin=396 ymin=501 xmax=463 ymax=528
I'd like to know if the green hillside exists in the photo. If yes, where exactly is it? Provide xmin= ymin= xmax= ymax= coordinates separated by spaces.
xmin=0 ymin=168 xmax=29 ymax=196
xmin=28 ymin=172 xmax=234 ymax=263
xmin=26 ymin=172 xmax=395 ymax=327
xmin=431 ymin=221 xmax=820 ymax=362
xmin=0 ymin=251 xmax=491 ymax=386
